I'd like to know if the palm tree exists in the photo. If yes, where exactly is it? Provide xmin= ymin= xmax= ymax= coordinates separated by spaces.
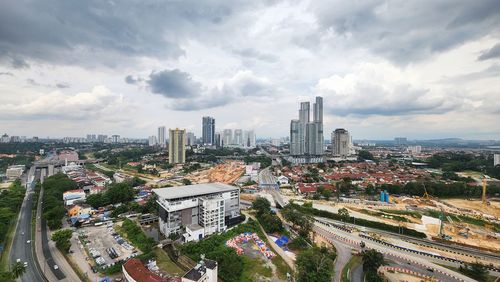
xmin=11 ymin=261 xmax=26 ymax=279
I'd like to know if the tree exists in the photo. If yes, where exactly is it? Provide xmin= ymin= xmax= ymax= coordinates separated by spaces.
xmin=365 ymin=184 xmax=375 ymax=195
xmin=252 ymin=197 xmax=271 ymax=216
xmin=338 ymin=208 xmax=350 ymax=222
xmin=10 ymin=261 xmax=26 ymax=279
xmin=295 ymin=246 xmax=336 ymax=282
xmin=460 ymin=262 xmax=488 ymax=281
xmin=182 ymin=178 xmax=192 ymax=185
xmin=362 ymin=249 xmax=385 ymax=274
xmin=358 ymin=150 xmax=374 ymax=161
xmin=51 ymin=229 xmax=73 ymax=253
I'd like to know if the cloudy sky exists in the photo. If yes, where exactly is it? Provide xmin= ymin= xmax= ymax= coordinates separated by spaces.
xmin=1 ymin=0 xmax=500 ymax=140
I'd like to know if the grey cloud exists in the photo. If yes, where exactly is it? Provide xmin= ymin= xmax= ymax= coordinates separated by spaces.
xmin=125 ymin=75 xmax=140 ymax=85
xmin=233 ymin=48 xmax=278 ymax=63
xmin=309 ymin=0 xmax=500 ymax=64
xmin=147 ymin=69 xmax=202 ymax=98
xmin=11 ymin=57 xmax=30 ymax=69
xmin=0 ymin=0 xmax=267 ymax=67
xmin=478 ymin=43 xmax=500 ymax=61
xmin=0 ymin=72 xmax=13 ymax=76
xmin=27 ymin=78 xmax=71 ymax=88
xmin=447 ymin=64 xmax=500 ymax=82
xmin=56 ymin=82 xmax=70 ymax=89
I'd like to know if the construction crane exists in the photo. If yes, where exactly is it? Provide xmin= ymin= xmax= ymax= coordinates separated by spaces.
xmin=439 ymin=207 xmax=452 ymax=240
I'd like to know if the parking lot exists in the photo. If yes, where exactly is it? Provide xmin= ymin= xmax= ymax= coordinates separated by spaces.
xmin=78 ymin=222 xmax=139 ymax=270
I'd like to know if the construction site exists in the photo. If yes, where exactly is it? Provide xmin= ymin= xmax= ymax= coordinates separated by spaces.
xmin=185 ymin=161 xmax=246 ymax=184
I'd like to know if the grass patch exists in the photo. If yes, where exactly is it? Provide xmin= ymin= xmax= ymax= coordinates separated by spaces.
xmin=436 ymin=263 xmax=497 ymax=282
xmin=360 ymin=209 xmax=410 ymax=223
xmin=341 ymin=255 xmax=362 ymax=282
xmin=154 ymin=248 xmax=184 ymax=276
xmin=241 ymin=256 xmax=273 ymax=281
xmin=379 ymin=209 xmax=422 ymax=219
xmin=272 ymin=254 xmax=292 ymax=280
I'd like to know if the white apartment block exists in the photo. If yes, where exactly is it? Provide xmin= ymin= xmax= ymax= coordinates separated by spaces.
xmin=154 ymin=183 xmax=241 ymax=242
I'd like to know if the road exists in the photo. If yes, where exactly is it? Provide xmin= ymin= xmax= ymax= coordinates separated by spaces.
xmin=313 ymin=220 xmax=476 ymax=282
xmin=9 ymin=168 xmax=44 ymax=282
xmin=314 ymin=226 xmax=352 ymax=282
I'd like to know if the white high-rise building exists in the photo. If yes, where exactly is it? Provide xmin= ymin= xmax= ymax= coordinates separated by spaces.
xmin=158 ymin=126 xmax=166 ymax=147
xmin=245 ymin=130 xmax=256 ymax=148
xmin=186 ymin=132 xmax=196 ymax=146
xmin=407 ymin=145 xmax=422 ymax=155
xmin=233 ymin=129 xmax=243 ymax=146
xmin=169 ymin=128 xmax=186 ymax=164
xmin=332 ymin=129 xmax=352 ymax=157
xmin=494 ymin=154 xmax=500 ymax=166
xmin=222 ymin=129 xmax=232 ymax=147
xmin=148 ymin=135 xmax=158 ymax=146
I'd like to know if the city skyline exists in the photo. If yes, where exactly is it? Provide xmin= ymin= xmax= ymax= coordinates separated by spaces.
xmin=0 ymin=1 xmax=500 ymax=140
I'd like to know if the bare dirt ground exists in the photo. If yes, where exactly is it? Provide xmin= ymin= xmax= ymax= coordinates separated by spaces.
xmin=187 ymin=161 xmax=245 ymax=184
xmin=442 ymin=199 xmax=500 ymax=218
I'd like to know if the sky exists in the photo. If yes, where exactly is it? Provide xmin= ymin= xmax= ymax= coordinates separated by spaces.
xmin=1 ymin=0 xmax=500 ymax=140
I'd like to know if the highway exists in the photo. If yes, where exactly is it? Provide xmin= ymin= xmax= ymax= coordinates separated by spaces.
xmin=9 ymin=168 xmax=45 ymax=282
xmin=313 ymin=220 xmax=476 ymax=282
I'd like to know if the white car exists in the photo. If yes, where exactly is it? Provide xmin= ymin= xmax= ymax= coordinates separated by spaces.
xmin=26 ymin=240 xmax=31 ymax=244
xmin=16 ymin=259 xmax=21 ymax=263
xmin=24 ymin=262 xmax=28 ymax=267
xmin=53 ymin=265 xmax=59 ymax=270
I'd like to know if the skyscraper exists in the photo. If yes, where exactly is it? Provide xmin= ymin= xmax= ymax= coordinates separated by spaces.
xmin=332 ymin=128 xmax=351 ymax=157
xmin=148 ymin=135 xmax=158 ymax=146
xmin=214 ymin=132 xmax=221 ymax=148
xmin=202 ymin=116 xmax=215 ymax=145
xmin=158 ymin=126 xmax=166 ymax=147
xmin=222 ymin=129 xmax=232 ymax=147
xmin=169 ymin=128 xmax=186 ymax=164
xmin=234 ymin=129 xmax=243 ymax=146
xmin=186 ymin=132 xmax=196 ymax=146
xmin=290 ymin=96 xmax=324 ymax=158
xmin=244 ymin=130 xmax=256 ymax=148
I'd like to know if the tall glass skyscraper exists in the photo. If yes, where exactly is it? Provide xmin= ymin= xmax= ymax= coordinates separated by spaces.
xmin=290 ymin=96 xmax=324 ymax=159
xmin=202 ymin=116 xmax=215 ymax=145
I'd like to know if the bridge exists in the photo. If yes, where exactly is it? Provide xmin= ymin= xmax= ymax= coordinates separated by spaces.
xmin=33 ymin=158 xmax=104 ymax=168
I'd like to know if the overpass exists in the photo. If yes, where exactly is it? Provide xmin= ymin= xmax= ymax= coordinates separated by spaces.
xmin=33 ymin=158 xmax=104 ymax=168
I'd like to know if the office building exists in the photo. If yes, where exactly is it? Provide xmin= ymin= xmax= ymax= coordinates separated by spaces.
xmin=158 ymin=126 xmax=166 ymax=147
xmin=169 ymin=128 xmax=186 ymax=164
xmin=202 ymin=117 xmax=215 ymax=146
xmin=111 ymin=135 xmax=120 ymax=143
xmin=290 ymin=96 xmax=324 ymax=161
xmin=494 ymin=154 xmax=500 ymax=166
xmin=222 ymin=129 xmax=232 ymax=147
xmin=187 ymin=132 xmax=196 ymax=146
xmin=332 ymin=128 xmax=352 ymax=157
xmin=182 ymin=257 xmax=218 ymax=282
xmin=154 ymin=183 xmax=240 ymax=241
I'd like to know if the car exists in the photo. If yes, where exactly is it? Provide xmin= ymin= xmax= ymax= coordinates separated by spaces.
xmin=53 ymin=265 xmax=59 ymax=270
xmin=26 ymin=240 xmax=31 ymax=244
xmin=426 ymin=268 xmax=434 ymax=272
xmin=24 ymin=262 xmax=28 ymax=267
xmin=16 ymin=259 xmax=21 ymax=263
xmin=21 ymin=232 xmax=24 ymax=235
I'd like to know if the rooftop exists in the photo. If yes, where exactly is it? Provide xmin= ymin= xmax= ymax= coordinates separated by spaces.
xmin=153 ymin=182 xmax=238 ymax=200
xmin=123 ymin=258 xmax=164 ymax=282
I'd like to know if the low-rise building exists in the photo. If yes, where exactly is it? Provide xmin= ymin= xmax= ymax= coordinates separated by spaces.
xmin=182 ymin=258 xmax=217 ymax=282
xmin=63 ymin=189 xmax=86 ymax=206
xmin=154 ymin=183 xmax=240 ymax=242
xmin=122 ymin=258 xmax=165 ymax=282
xmin=6 ymin=165 xmax=25 ymax=180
